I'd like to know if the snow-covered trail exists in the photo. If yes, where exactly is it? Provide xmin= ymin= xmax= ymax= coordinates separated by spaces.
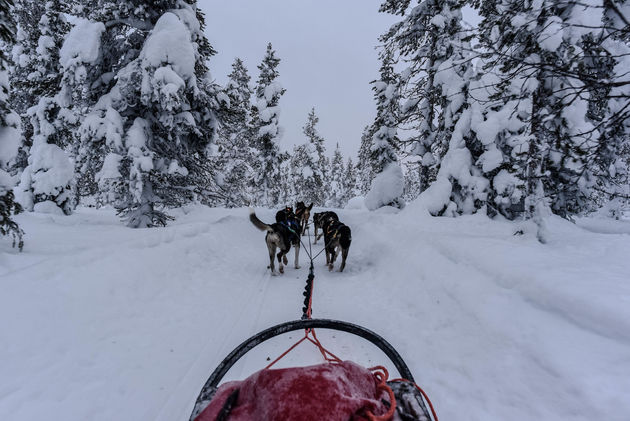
xmin=1 ymin=205 xmax=629 ymax=421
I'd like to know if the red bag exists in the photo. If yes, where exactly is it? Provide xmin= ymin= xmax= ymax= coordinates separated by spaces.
xmin=195 ymin=361 xmax=391 ymax=421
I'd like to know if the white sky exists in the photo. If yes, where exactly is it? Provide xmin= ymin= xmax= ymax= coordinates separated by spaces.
xmin=199 ymin=0 xmax=398 ymax=158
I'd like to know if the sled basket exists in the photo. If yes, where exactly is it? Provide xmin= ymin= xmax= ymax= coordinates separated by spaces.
xmin=190 ymin=318 xmax=436 ymax=421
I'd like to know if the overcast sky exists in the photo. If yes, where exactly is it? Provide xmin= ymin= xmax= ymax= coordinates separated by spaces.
xmin=199 ymin=0 xmax=398 ymax=158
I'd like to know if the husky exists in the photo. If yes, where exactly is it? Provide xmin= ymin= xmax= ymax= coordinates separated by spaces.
xmin=313 ymin=211 xmax=338 ymax=244
xmin=295 ymin=202 xmax=314 ymax=235
xmin=323 ymin=218 xmax=351 ymax=272
xmin=249 ymin=209 xmax=301 ymax=275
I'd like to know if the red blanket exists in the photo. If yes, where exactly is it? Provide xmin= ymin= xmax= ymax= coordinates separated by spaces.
xmin=195 ymin=361 xmax=391 ymax=421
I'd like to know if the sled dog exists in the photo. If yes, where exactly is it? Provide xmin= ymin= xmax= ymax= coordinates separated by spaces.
xmin=313 ymin=211 xmax=338 ymax=244
xmin=295 ymin=202 xmax=314 ymax=235
xmin=249 ymin=209 xmax=301 ymax=275
xmin=322 ymin=218 xmax=351 ymax=272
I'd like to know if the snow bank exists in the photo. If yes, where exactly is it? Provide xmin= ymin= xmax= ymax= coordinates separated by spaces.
xmin=345 ymin=196 xmax=367 ymax=210
xmin=364 ymin=163 xmax=404 ymax=211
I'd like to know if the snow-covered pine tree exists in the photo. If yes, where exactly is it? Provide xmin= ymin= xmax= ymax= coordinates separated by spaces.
xmin=590 ymin=2 xmax=630 ymax=216
xmin=79 ymin=1 xmax=220 ymax=227
xmin=215 ymin=58 xmax=254 ymax=207
xmin=327 ymin=143 xmax=345 ymax=207
xmin=301 ymin=107 xmax=328 ymax=205
xmin=10 ymin=0 xmax=70 ymax=171
xmin=0 ymin=0 xmax=24 ymax=249
xmin=250 ymin=43 xmax=285 ymax=207
xmin=411 ymin=2 xmax=490 ymax=216
xmin=276 ymin=150 xmax=291 ymax=205
xmin=379 ymin=0 xmax=457 ymax=190
xmin=365 ymin=50 xmax=404 ymax=210
xmin=289 ymin=141 xmax=321 ymax=206
xmin=402 ymin=160 xmax=422 ymax=202
xmin=13 ymin=0 xmax=75 ymax=215
xmin=356 ymin=125 xmax=376 ymax=195
xmin=340 ymin=157 xmax=358 ymax=207
xmin=475 ymin=0 xmax=623 ymax=232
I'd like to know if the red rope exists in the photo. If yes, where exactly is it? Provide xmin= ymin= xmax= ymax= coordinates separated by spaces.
xmin=265 ymin=335 xmax=308 ymax=369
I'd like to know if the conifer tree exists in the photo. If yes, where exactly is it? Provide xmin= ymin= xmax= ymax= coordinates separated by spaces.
xmin=340 ymin=157 xmax=358 ymax=207
xmin=473 ymin=0 xmax=628 ymax=233
xmin=78 ymin=1 xmax=220 ymax=227
xmin=10 ymin=0 xmax=70 ymax=171
xmin=365 ymin=50 xmax=404 ymax=210
xmin=301 ymin=107 xmax=328 ymax=204
xmin=250 ymin=43 xmax=285 ymax=207
xmin=0 ymin=0 xmax=24 ymax=249
xmin=216 ymin=58 xmax=254 ymax=207
xmin=379 ymin=0 xmax=458 ymax=189
xmin=357 ymin=125 xmax=376 ymax=195
xmin=12 ymin=0 xmax=74 ymax=215
xmin=289 ymin=142 xmax=321 ymax=205
xmin=328 ymin=143 xmax=345 ymax=207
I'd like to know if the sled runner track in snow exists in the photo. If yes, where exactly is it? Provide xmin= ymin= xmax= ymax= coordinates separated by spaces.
xmin=154 ymin=265 xmax=273 ymax=421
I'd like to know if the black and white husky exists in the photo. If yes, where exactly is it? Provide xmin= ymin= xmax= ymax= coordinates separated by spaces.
xmin=323 ymin=218 xmax=351 ymax=272
xmin=249 ymin=209 xmax=301 ymax=275
xmin=313 ymin=211 xmax=338 ymax=244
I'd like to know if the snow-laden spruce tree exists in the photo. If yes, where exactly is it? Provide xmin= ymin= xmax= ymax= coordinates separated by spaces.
xmin=10 ymin=0 xmax=70 ymax=172
xmin=327 ymin=143 xmax=345 ymax=207
xmin=474 ymin=0 xmax=628 ymax=234
xmin=365 ymin=51 xmax=404 ymax=210
xmin=78 ymin=1 xmax=220 ymax=227
xmin=379 ymin=0 xmax=493 ymax=214
xmin=215 ymin=58 xmax=254 ymax=207
xmin=340 ymin=157 xmax=358 ymax=207
xmin=12 ymin=0 xmax=75 ymax=215
xmin=250 ymin=43 xmax=285 ymax=207
xmin=592 ymin=2 xmax=630 ymax=217
xmin=412 ymin=4 xmax=491 ymax=216
xmin=301 ymin=107 xmax=329 ymax=204
xmin=289 ymin=141 xmax=323 ymax=206
xmin=379 ymin=0 xmax=468 ymax=190
xmin=0 ymin=0 xmax=24 ymax=250
xmin=356 ymin=125 xmax=376 ymax=195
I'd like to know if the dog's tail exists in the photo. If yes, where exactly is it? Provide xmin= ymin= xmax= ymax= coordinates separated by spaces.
xmin=249 ymin=210 xmax=274 ymax=232
xmin=339 ymin=225 xmax=352 ymax=249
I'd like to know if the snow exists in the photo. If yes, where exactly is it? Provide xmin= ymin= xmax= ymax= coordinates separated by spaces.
xmin=364 ymin=163 xmax=404 ymax=210
xmin=96 ymin=153 xmax=123 ymax=182
xmin=538 ymin=16 xmax=564 ymax=52
xmin=0 ymin=121 xmax=20 ymax=168
xmin=1 ymin=206 xmax=629 ymax=421
xmin=59 ymin=19 xmax=105 ymax=70
xmin=141 ymin=12 xmax=196 ymax=80
xmin=345 ymin=196 xmax=367 ymax=210
xmin=33 ymin=200 xmax=66 ymax=215
xmin=26 ymin=143 xmax=74 ymax=197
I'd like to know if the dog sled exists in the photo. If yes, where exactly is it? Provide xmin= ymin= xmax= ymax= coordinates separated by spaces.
xmin=189 ymin=318 xmax=438 ymax=421
xmin=188 ymin=209 xmax=438 ymax=421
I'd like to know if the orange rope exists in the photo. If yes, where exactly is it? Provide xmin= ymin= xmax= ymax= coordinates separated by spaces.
xmin=364 ymin=366 xmax=396 ymax=421
xmin=265 ymin=335 xmax=308 ymax=369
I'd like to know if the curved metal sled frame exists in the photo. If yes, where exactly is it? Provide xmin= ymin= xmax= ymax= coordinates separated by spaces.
xmin=190 ymin=318 xmax=423 ymax=420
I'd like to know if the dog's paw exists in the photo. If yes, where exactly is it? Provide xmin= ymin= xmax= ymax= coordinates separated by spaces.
xmin=279 ymin=266 xmax=284 ymax=274
xmin=328 ymin=265 xmax=334 ymax=272
xmin=295 ymin=265 xmax=301 ymax=269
